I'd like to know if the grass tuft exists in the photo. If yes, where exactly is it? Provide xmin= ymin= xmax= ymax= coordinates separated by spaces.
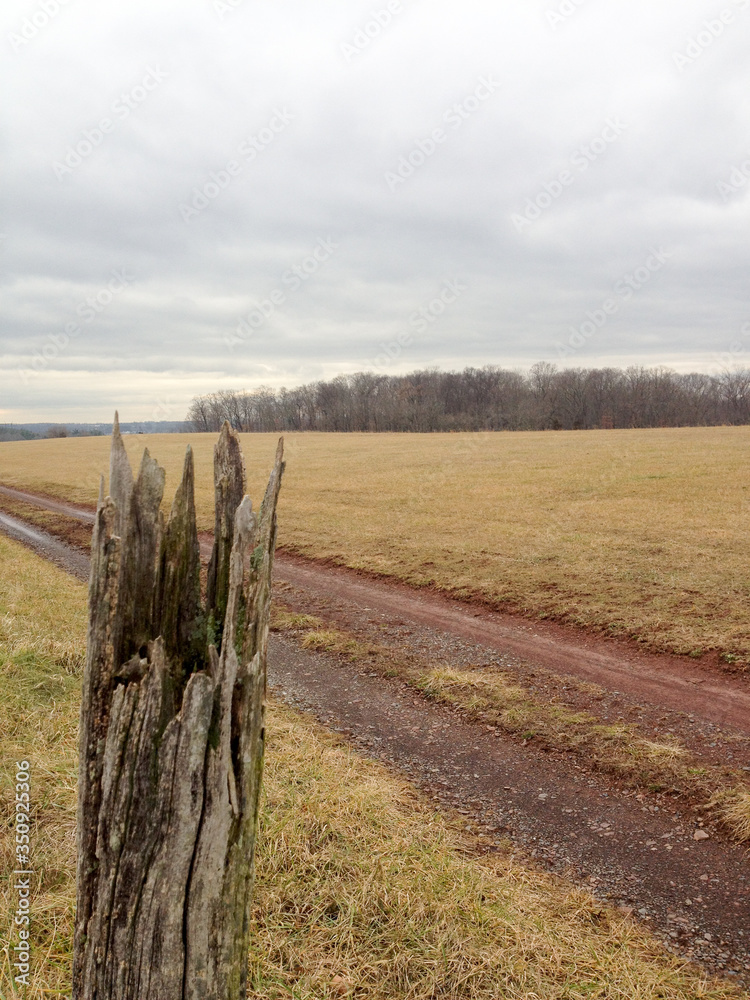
xmin=271 ymin=608 xmax=325 ymax=632
xmin=710 ymin=789 xmax=750 ymax=843
xmin=300 ymin=629 xmax=363 ymax=658
xmin=639 ymin=740 xmax=690 ymax=762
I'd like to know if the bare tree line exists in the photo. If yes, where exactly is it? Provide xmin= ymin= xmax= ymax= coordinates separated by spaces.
xmin=186 ymin=364 xmax=750 ymax=433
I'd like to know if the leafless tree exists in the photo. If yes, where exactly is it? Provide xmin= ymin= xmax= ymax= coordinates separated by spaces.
xmin=185 ymin=364 xmax=739 ymax=434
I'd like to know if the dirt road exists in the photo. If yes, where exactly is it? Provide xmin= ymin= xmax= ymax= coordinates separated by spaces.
xmin=276 ymin=554 xmax=750 ymax=735
xmin=1 ymin=482 xmax=749 ymax=983
xmin=272 ymin=632 xmax=750 ymax=980
xmin=2 ymin=482 xmax=749 ymax=732
xmin=0 ymin=508 xmax=90 ymax=580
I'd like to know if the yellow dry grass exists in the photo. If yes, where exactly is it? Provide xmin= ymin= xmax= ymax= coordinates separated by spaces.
xmin=0 ymin=539 xmax=85 ymax=996
xmin=1 ymin=426 xmax=749 ymax=665
xmin=0 ymin=534 xmax=87 ymax=671
xmin=0 ymin=539 xmax=745 ymax=998
xmin=251 ymin=709 xmax=739 ymax=1000
xmin=709 ymin=790 xmax=750 ymax=844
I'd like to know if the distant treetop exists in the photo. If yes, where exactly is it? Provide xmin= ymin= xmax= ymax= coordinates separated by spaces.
xmin=185 ymin=364 xmax=750 ymax=433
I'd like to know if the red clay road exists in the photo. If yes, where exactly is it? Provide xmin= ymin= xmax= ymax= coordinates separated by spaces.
xmin=2 ymin=482 xmax=749 ymax=733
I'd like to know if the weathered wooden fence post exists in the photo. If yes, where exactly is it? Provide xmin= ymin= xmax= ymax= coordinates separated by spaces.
xmin=73 ymin=417 xmax=284 ymax=1000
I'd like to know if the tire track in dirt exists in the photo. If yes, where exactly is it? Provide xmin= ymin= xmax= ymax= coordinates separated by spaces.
xmin=0 ymin=485 xmax=97 ymax=524
xmin=1 ymin=486 xmax=749 ymax=983
xmin=3 ymin=483 xmax=747 ymax=733
xmin=275 ymin=555 xmax=750 ymax=735
xmin=0 ymin=509 xmax=90 ymax=581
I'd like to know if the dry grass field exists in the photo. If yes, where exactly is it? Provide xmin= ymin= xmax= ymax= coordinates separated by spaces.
xmin=0 ymin=425 xmax=748 ymax=665
xmin=0 ymin=534 xmax=743 ymax=999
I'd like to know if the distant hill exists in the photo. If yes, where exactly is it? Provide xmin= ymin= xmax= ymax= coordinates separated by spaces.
xmin=1 ymin=421 xmax=188 ymax=439
xmin=0 ymin=426 xmax=39 ymax=442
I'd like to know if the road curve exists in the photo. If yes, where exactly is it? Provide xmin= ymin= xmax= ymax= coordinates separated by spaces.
xmin=1 ymin=481 xmax=750 ymax=733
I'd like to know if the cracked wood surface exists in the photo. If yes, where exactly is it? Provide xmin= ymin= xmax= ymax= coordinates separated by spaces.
xmin=73 ymin=419 xmax=284 ymax=1000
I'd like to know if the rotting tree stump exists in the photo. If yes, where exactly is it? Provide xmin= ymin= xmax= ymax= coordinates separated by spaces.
xmin=73 ymin=417 xmax=284 ymax=1000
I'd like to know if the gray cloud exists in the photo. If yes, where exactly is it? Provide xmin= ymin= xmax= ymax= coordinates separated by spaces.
xmin=1 ymin=0 xmax=749 ymax=419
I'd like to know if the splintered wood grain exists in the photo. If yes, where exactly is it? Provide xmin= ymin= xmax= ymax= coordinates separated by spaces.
xmin=74 ymin=421 xmax=284 ymax=1000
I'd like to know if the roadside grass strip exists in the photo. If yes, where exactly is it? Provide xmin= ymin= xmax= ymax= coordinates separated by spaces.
xmin=272 ymin=607 xmax=750 ymax=844
xmin=0 ymin=493 xmax=92 ymax=551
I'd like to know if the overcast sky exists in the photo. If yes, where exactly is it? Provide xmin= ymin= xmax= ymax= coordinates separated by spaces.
xmin=1 ymin=0 xmax=749 ymax=422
